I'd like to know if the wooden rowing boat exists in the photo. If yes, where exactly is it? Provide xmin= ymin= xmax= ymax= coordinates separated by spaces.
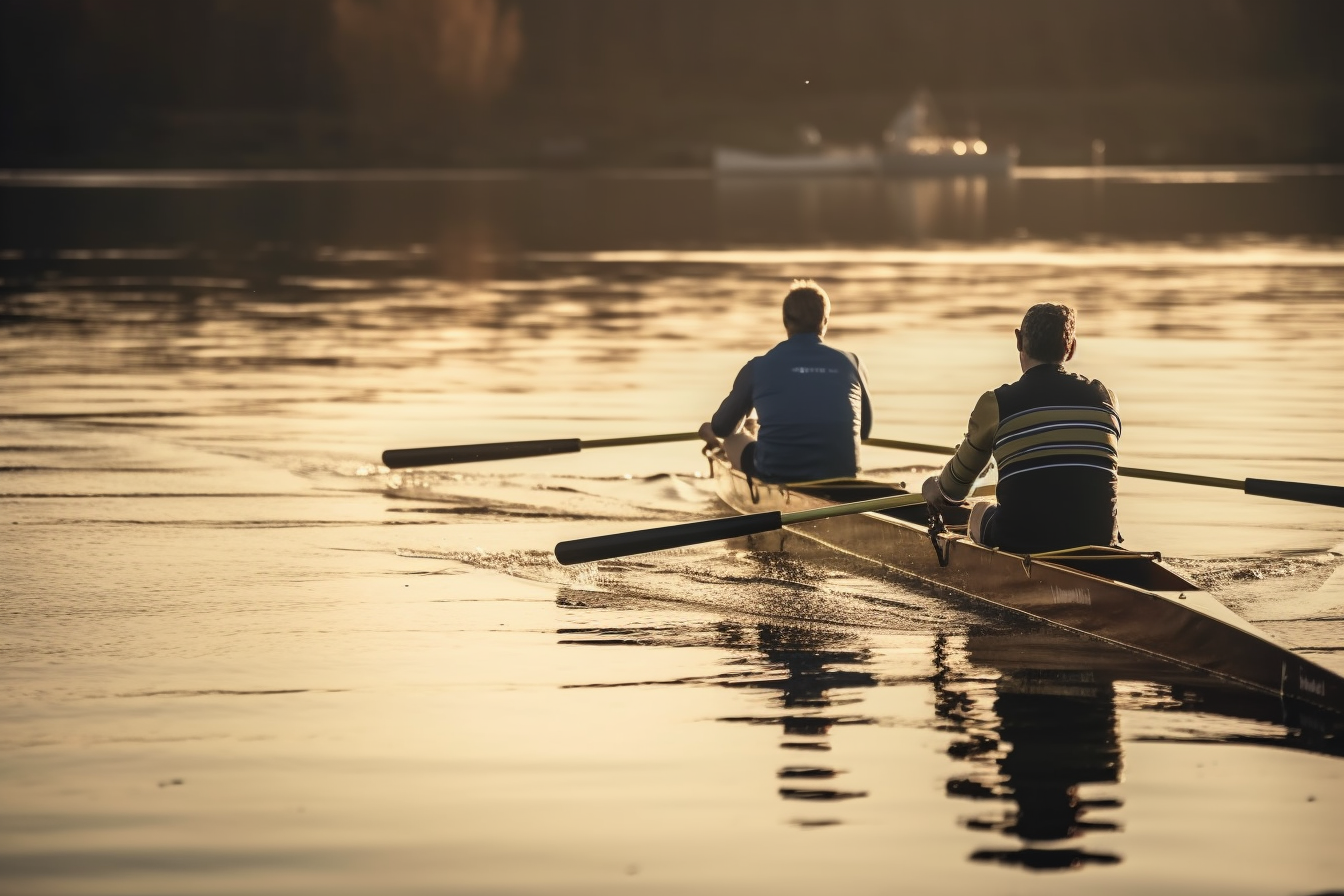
xmin=709 ymin=452 xmax=1344 ymax=715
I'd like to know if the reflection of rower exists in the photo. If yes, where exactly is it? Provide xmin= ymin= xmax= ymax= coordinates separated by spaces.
xmin=935 ymin=627 xmax=1344 ymax=872
xmin=715 ymin=620 xmax=875 ymax=816
xmin=938 ymin=630 xmax=1125 ymax=871
xmin=965 ymin=671 xmax=1124 ymax=869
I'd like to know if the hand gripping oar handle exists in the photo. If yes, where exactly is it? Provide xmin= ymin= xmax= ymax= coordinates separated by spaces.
xmin=555 ymin=493 xmax=930 ymax=565
xmin=381 ymin=432 xmax=700 ymax=469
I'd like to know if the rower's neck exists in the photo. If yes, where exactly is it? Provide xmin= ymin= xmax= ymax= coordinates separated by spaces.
xmin=1020 ymin=354 xmax=1062 ymax=373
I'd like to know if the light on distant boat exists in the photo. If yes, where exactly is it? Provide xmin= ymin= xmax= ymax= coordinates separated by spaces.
xmin=713 ymin=92 xmax=1016 ymax=175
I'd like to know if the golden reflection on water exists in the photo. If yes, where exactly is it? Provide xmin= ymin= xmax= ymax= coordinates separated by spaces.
xmin=3 ymin=176 xmax=1344 ymax=893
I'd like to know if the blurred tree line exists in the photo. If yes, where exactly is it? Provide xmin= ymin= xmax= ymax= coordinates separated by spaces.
xmin=1 ymin=0 xmax=1341 ymax=166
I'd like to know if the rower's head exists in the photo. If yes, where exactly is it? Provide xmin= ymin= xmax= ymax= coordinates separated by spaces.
xmin=1016 ymin=302 xmax=1077 ymax=370
xmin=782 ymin=280 xmax=830 ymax=337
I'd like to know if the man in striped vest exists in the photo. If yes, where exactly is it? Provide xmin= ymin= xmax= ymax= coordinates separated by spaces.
xmin=921 ymin=303 xmax=1121 ymax=553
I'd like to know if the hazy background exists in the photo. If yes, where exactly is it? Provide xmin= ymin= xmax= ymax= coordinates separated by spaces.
xmin=3 ymin=0 xmax=1343 ymax=169
xmin=5 ymin=3 xmax=1344 ymax=893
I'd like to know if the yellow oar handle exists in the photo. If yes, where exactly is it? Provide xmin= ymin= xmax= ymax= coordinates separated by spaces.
xmin=582 ymin=433 xmax=701 ymax=449
xmin=782 ymin=492 xmax=927 ymax=524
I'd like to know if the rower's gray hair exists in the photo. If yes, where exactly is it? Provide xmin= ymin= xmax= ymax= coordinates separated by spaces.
xmin=1020 ymin=302 xmax=1076 ymax=363
xmin=782 ymin=279 xmax=830 ymax=334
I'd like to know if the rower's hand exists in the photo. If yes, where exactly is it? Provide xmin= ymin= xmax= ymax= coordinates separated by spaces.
xmin=698 ymin=421 xmax=721 ymax=448
xmin=921 ymin=476 xmax=966 ymax=514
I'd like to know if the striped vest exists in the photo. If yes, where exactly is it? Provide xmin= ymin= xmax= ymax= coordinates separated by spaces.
xmin=991 ymin=365 xmax=1120 ymax=551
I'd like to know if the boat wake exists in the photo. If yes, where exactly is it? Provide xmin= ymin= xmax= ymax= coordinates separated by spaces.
xmin=421 ymin=542 xmax=1004 ymax=637
xmin=378 ymin=469 xmax=719 ymax=522
xmin=1167 ymin=551 xmax=1344 ymax=621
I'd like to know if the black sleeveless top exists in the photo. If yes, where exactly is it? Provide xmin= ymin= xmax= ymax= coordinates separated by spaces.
xmin=989 ymin=364 xmax=1120 ymax=552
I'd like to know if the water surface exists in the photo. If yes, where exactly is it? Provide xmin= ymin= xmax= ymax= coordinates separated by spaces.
xmin=3 ymin=171 xmax=1343 ymax=894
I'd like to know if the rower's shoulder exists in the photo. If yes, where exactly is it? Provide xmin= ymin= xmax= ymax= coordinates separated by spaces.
xmin=769 ymin=338 xmax=862 ymax=366
xmin=815 ymin=340 xmax=865 ymax=365
xmin=996 ymin=366 xmax=1117 ymax=405
xmin=1071 ymin=369 xmax=1114 ymax=390
xmin=1065 ymin=370 xmax=1119 ymax=406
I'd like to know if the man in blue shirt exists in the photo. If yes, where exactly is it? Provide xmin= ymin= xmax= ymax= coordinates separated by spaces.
xmin=699 ymin=280 xmax=874 ymax=482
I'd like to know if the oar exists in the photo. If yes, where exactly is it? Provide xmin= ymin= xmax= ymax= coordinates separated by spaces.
xmin=863 ymin=437 xmax=958 ymax=455
xmin=1118 ymin=468 xmax=1344 ymax=508
xmin=863 ymin=437 xmax=1344 ymax=509
xmin=382 ymin=432 xmax=700 ymax=469
xmin=555 ymin=492 xmax=929 ymax=566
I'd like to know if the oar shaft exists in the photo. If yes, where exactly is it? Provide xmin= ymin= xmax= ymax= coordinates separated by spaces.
xmin=581 ymin=432 xmax=700 ymax=449
xmin=782 ymin=493 xmax=927 ymax=524
xmin=1115 ymin=468 xmax=1344 ymax=507
xmin=554 ymin=480 xmax=1001 ymax=565
xmin=556 ymin=492 xmax=937 ymax=565
xmin=863 ymin=437 xmax=956 ymax=455
xmin=1116 ymin=466 xmax=1243 ymax=491
xmin=382 ymin=432 xmax=700 ymax=469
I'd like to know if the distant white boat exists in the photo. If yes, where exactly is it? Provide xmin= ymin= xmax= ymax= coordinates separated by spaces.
xmin=712 ymin=146 xmax=880 ymax=175
xmin=713 ymin=145 xmax=1015 ymax=176
xmin=714 ymin=93 xmax=1016 ymax=177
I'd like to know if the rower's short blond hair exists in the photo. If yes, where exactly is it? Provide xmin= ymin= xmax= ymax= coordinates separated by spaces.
xmin=782 ymin=280 xmax=830 ymax=334
xmin=1020 ymin=303 xmax=1076 ymax=363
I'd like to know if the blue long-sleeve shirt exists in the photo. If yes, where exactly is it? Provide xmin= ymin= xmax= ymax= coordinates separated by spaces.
xmin=711 ymin=333 xmax=873 ymax=482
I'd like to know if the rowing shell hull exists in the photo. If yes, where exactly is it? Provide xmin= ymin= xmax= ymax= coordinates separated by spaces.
xmin=710 ymin=456 xmax=1344 ymax=714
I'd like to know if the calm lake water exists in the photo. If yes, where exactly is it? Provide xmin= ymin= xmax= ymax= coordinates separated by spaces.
xmin=3 ymin=169 xmax=1344 ymax=894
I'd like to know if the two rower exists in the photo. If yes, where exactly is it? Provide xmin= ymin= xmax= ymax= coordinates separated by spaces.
xmin=703 ymin=286 xmax=1120 ymax=553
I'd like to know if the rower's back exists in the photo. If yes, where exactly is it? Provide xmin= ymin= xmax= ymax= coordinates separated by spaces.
xmin=988 ymin=364 xmax=1120 ymax=552
xmin=926 ymin=302 xmax=1121 ymax=554
xmin=702 ymin=280 xmax=874 ymax=484
xmin=748 ymin=333 xmax=869 ymax=482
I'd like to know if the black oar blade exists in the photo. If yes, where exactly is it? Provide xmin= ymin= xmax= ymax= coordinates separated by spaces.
xmin=382 ymin=438 xmax=581 ymax=469
xmin=1245 ymin=478 xmax=1344 ymax=508
xmin=555 ymin=511 xmax=784 ymax=566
